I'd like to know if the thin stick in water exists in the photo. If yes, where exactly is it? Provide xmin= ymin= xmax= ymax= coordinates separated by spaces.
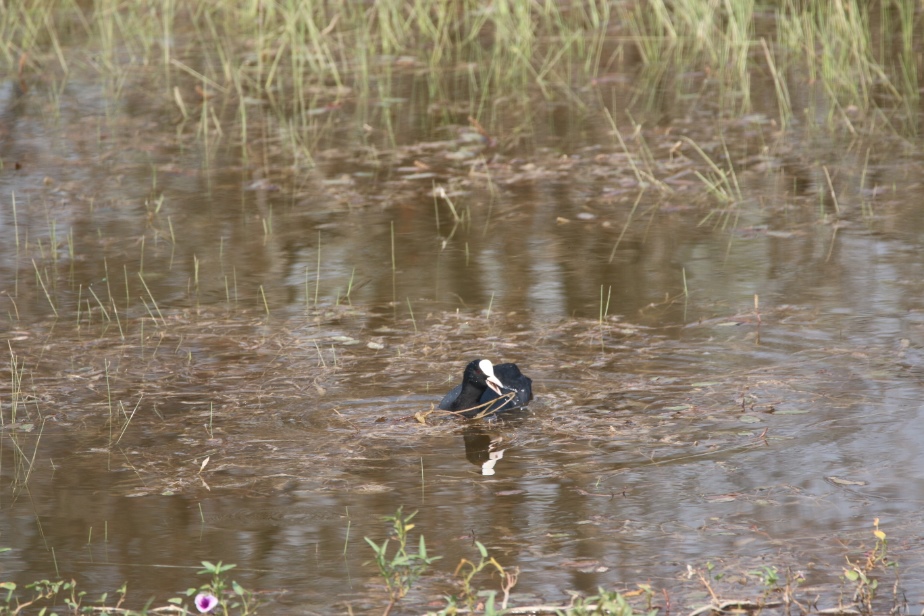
xmin=390 ymin=221 xmax=396 ymax=308
xmin=32 ymin=259 xmax=58 ymax=318
xmin=343 ymin=518 xmax=351 ymax=556
xmin=315 ymin=230 xmax=322 ymax=306
xmin=260 ymin=285 xmax=270 ymax=316
xmin=407 ymin=297 xmax=418 ymax=333
xmin=137 ymin=272 xmax=165 ymax=324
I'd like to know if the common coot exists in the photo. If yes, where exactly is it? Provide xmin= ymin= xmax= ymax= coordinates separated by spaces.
xmin=438 ymin=359 xmax=533 ymax=418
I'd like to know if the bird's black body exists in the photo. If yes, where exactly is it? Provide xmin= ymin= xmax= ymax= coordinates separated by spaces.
xmin=486 ymin=363 xmax=533 ymax=410
xmin=439 ymin=359 xmax=533 ymax=418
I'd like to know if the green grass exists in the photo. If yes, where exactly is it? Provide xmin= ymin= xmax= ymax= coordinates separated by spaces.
xmin=0 ymin=0 xmax=918 ymax=189
xmin=0 ymin=0 xmax=917 ymax=333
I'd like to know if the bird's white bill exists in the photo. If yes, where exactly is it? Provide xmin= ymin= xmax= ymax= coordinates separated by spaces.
xmin=486 ymin=375 xmax=504 ymax=396
xmin=478 ymin=359 xmax=505 ymax=396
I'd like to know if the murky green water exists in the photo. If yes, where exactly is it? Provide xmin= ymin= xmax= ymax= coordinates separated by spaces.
xmin=3 ymin=9 xmax=924 ymax=615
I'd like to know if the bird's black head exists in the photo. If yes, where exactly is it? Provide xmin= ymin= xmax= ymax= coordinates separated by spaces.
xmin=464 ymin=359 xmax=504 ymax=395
xmin=464 ymin=359 xmax=486 ymax=384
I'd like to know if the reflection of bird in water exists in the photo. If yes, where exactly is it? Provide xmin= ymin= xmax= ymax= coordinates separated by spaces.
xmin=463 ymin=431 xmax=506 ymax=476
xmin=439 ymin=359 xmax=533 ymax=418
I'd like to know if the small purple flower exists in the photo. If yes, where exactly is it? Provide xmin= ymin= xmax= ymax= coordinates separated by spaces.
xmin=195 ymin=593 xmax=219 ymax=613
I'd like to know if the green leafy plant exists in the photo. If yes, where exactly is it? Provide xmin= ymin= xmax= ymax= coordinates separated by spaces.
xmin=365 ymin=507 xmax=441 ymax=616
xmin=172 ymin=561 xmax=257 ymax=616
xmin=0 ymin=578 xmax=110 ymax=615
xmin=450 ymin=541 xmax=517 ymax=614
xmin=559 ymin=587 xmax=658 ymax=616
xmin=843 ymin=518 xmax=895 ymax=612
xmin=749 ymin=565 xmax=779 ymax=589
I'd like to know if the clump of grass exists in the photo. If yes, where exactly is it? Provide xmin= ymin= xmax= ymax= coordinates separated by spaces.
xmin=682 ymin=135 xmax=745 ymax=231
xmin=617 ymin=0 xmax=917 ymax=131
xmin=775 ymin=0 xmax=918 ymax=130
xmin=603 ymin=110 xmax=671 ymax=194
xmin=5 ymin=348 xmax=44 ymax=488
xmin=618 ymin=0 xmax=754 ymax=111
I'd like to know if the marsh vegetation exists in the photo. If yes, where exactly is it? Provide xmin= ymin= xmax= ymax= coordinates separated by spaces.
xmin=1 ymin=1 xmax=924 ymax=614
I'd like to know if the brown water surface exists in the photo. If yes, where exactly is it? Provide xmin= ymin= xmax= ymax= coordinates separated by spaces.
xmin=3 ymin=23 xmax=924 ymax=616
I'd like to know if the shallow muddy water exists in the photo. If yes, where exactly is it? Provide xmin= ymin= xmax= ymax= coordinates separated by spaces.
xmin=4 ymin=8 xmax=924 ymax=616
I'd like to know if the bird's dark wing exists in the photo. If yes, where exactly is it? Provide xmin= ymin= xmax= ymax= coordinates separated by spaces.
xmin=438 ymin=384 xmax=462 ymax=410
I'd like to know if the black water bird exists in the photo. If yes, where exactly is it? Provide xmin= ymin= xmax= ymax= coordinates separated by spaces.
xmin=438 ymin=359 xmax=533 ymax=418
